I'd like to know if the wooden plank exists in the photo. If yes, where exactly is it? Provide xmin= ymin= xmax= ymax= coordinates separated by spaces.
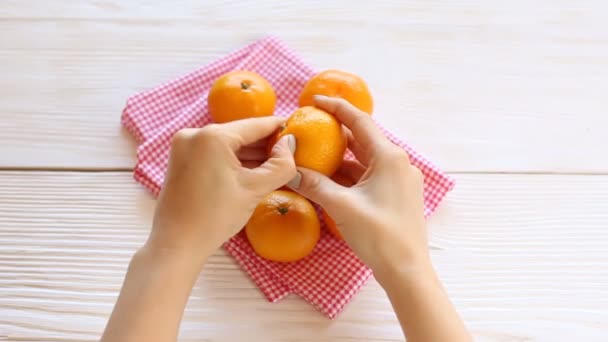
xmin=0 ymin=171 xmax=607 ymax=341
xmin=1 ymin=1 xmax=608 ymax=171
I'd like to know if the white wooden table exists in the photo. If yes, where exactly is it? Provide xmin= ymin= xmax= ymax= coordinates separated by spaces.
xmin=1 ymin=1 xmax=607 ymax=341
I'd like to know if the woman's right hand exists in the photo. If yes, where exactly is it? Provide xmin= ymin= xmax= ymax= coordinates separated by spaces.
xmin=288 ymin=95 xmax=430 ymax=282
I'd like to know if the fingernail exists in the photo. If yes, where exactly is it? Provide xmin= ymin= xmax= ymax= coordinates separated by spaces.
xmin=287 ymin=172 xmax=302 ymax=189
xmin=286 ymin=134 xmax=296 ymax=155
xmin=313 ymin=94 xmax=329 ymax=102
xmin=274 ymin=134 xmax=295 ymax=155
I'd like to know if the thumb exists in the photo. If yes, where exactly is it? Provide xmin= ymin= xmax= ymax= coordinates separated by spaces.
xmin=288 ymin=167 xmax=345 ymax=211
xmin=242 ymin=134 xmax=297 ymax=193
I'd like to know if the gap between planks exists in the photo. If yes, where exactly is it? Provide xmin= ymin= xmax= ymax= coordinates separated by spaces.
xmin=1 ymin=167 xmax=608 ymax=176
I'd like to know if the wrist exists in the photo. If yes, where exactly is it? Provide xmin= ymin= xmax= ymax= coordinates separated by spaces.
xmin=373 ymin=253 xmax=435 ymax=290
xmin=144 ymin=225 xmax=217 ymax=269
xmin=136 ymin=241 xmax=210 ymax=275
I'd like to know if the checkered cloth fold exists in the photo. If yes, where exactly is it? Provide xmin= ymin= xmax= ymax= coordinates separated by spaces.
xmin=122 ymin=36 xmax=454 ymax=318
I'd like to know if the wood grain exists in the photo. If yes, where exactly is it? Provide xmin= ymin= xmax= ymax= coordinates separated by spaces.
xmin=1 ymin=172 xmax=607 ymax=341
xmin=1 ymin=2 xmax=608 ymax=341
xmin=1 ymin=1 xmax=607 ymax=171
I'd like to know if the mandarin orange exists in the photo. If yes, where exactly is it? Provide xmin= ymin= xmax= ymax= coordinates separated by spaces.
xmin=299 ymin=69 xmax=373 ymax=114
xmin=245 ymin=190 xmax=320 ymax=262
xmin=268 ymin=106 xmax=346 ymax=176
xmin=208 ymin=71 xmax=276 ymax=123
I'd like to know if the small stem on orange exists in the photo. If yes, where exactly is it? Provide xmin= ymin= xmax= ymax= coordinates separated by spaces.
xmin=240 ymin=81 xmax=250 ymax=90
xmin=278 ymin=207 xmax=289 ymax=215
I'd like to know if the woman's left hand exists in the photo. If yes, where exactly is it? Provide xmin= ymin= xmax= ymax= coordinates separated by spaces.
xmin=147 ymin=116 xmax=296 ymax=263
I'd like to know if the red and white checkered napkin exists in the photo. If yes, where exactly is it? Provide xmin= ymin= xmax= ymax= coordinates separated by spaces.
xmin=121 ymin=36 xmax=455 ymax=318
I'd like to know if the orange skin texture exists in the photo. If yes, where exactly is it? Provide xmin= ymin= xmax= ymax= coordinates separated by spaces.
xmin=208 ymin=71 xmax=277 ymax=123
xmin=299 ymin=69 xmax=373 ymax=114
xmin=268 ymin=106 xmax=347 ymax=176
xmin=321 ymin=173 xmax=356 ymax=240
xmin=245 ymin=190 xmax=320 ymax=262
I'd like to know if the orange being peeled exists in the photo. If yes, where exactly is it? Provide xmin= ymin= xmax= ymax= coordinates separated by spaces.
xmin=208 ymin=70 xmax=276 ymax=123
xmin=245 ymin=190 xmax=320 ymax=262
xmin=299 ymin=69 xmax=373 ymax=114
xmin=267 ymin=106 xmax=346 ymax=176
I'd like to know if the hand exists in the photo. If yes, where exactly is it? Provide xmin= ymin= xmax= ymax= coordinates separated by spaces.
xmin=102 ymin=117 xmax=296 ymax=342
xmin=147 ymin=116 xmax=297 ymax=263
xmin=288 ymin=95 xmax=429 ymax=282
xmin=264 ymin=99 xmax=470 ymax=342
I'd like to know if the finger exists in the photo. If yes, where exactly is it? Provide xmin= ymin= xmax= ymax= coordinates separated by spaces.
xmin=288 ymin=167 xmax=348 ymax=213
xmin=240 ymin=134 xmax=297 ymax=193
xmin=236 ymin=146 xmax=267 ymax=161
xmin=247 ymin=138 xmax=269 ymax=148
xmin=344 ymin=127 xmax=371 ymax=166
xmin=336 ymin=159 xmax=367 ymax=184
xmin=313 ymin=95 xmax=386 ymax=149
xmin=219 ymin=116 xmax=284 ymax=150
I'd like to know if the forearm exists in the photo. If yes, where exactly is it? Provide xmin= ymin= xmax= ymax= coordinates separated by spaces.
xmin=378 ymin=261 xmax=471 ymax=342
xmin=101 ymin=245 xmax=208 ymax=342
